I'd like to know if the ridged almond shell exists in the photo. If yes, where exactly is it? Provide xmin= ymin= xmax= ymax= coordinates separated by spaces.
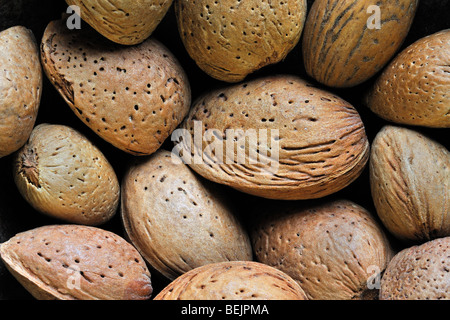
xmin=251 ymin=199 xmax=394 ymax=300
xmin=176 ymin=74 xmax=370 ymax=200
xmin=302 ymin=0 xmax=418 ymax=88
xmin=370 ymin=125 xmax=450 ymax=242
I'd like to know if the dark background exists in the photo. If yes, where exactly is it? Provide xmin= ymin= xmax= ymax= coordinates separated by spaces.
xmin=0 ymin=0 xmax=449 ymax=300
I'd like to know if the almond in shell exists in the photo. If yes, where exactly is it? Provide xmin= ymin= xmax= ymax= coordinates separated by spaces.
xmin=40 ymin=18 xmax=191 ymax=156
xmin=154 ymin=261 xmax=307 ymax=300
xmin=0 ymin=224 xmax=152 ymax=300
xmin=0 ymin=26 xmax=42 ymax=158
xmin=175 ymin=74 xmax=370 ymax=200
xmin=121 ymin=149 xmax=253 ymax=280
xmin=13 ymin=124 xmax=120 ymax=226
xmin=370 ymin=125 xmax=449 ymax=242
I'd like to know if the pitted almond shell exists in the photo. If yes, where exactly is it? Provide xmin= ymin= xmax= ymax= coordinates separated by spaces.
xmin=370 ymin=125 xmax=450 ymax=242
xmin=380 ymin=237 xmax=450 ymax=300
xmin=66 ymin=0 xmax=174 ymax=45
xmin=251 ymin=199 xmax=394 ymax=300
xmin=13 ymin=124 xmax=120 ymax=226
xmin=175 ymin=0 xmax=307 ymax=82
xmin=177 ymin=74 xmax=370 ymax=200
xmin=40 ymin=18 xmax=191 ymax=156
xmin=121 ymin=149 xmax=253 ymax=280
xmin=0 ymin=225 xmax=152 ymax=300
xmin=154 ymin=261 xmax=307 ymax=300
xmin=302 ymin=0 xmax=418 ymax=88
xmin=0 ymin=26 xmax=42 ymax=158
xmin=367 ymin=29 xmax=450 ymax=128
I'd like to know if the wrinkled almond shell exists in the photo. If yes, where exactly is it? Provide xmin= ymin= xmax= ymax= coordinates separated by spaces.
xmin=176 ymin=74 xmax=370 ymax=200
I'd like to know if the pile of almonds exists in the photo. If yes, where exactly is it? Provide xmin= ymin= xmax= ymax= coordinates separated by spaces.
xmin=0 ymin=0 xmax=448 ymax=301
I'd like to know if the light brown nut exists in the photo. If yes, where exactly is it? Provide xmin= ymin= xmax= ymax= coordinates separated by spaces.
xmin=66 ymin=0 xmax=173 ymax=45
xmin=175 ymin=74 xmax=370 ymax=200
xmin=302 ymin=0 xmax=418 ymax=88
xmin=366 ymin=29 xmax=450 ymax=128
xmin=40 ymin=18 xmax=191 ymax=156
xmin=0 ymin=26 xmax=42 ymax=158
xmin=121 ymin=149 xmax=253 ymax=280
xmin=370 ymin=125 xmax=450 ymax=242
xmin=251 ymin=199 xmax=394 ymax=300
xmin=175 ymin=0 xmax=307 ymax=82
xmin=13 ymin=124 xmax=120 ymax=226
xmin=0 ymin=225 xmax=152 ymax=300
xmin=154 ymin=261 xmax=307 ymax=300
xmin=380 ymin=237 xmax=450 ymax=300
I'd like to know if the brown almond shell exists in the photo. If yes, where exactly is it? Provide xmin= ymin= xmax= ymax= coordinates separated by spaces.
xmin=367 ymin=29 xmax=450 ymax=128
xmin=13 ymin=124 xmax=120 ymax=226
xmin=251 ymin=199 xmax=394 ymax=300
xmin=0 ymin=225 xmax=152 ymax=300
xmin=369 ymin=125 xmax=450 ymax=242
xmin=0 ymin=26 xmax=42 ymax=158
xmin=40 ymin=18 xmax=191 ymax=155
xmin=175 ymin=0 xmax=307 ymax=82
xmin=380 ymin=237 xmax=450 ymax=300
xmin=154 ymin=261 xmax=307 ymax=300
xmin=302 ymin=0 xmax=418 ymax=88
xmin=177 ymin=75 xmax=370 ymax=200
xmin=65 ymin=0 xmax=174 ymax=45
xmin=121 ymin=149 xmax=253 ymax=280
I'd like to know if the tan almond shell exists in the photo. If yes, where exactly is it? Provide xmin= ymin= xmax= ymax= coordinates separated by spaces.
xmin=177 ymin=74 xmax=370 ymax=200
xmin=65 ymin=0 xmax=174 ymax=45
xmin=380 ymin=237 xmax=450 ymax=300
xmin=0 ymin=225 xmax=152 ymax=300
xmin=121 ymin=149 xmax=253 ymax=281
xmin=366 ymin=29 xmax=450 ymax=128
xmin=13 ymin=124 xmax=120 ymax=226
xmin=175 ymin=0 xmax=307 ymax=83
xmin=0 ymin=26 xmax=42 ymax=158
xmin=302 ymin=0 xmax=418 ymax=88
xmin=40 ymin=18 xmax=191 ymax=156
xmin=154 ymin=261 xmax=307 ymax=300
xmin=251 ymin=199 xmax=394 ymax=300
xmin=369 ymin=125 xmax=450 ymax=242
